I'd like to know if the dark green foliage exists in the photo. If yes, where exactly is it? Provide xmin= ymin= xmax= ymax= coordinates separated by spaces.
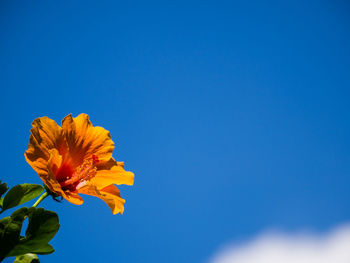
xmin=0 ymin=181 xmax=8 ymax=198
xmin=0 ymin=181 xmax=9 ymax=209
xmin=0 ymin=208 xmax=27 ymax=260
xmin=0 ymin=207 xmax=59 ymax=261
xmin=2 ymin=185 xmax=44 ymax=211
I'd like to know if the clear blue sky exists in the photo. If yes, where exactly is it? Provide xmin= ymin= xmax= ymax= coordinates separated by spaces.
xmin=1 ymin=1 xmax=350 ymax=262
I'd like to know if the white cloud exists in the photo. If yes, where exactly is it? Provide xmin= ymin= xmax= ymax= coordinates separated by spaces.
xmin=210 ymin=223 xmax=350 ymax=263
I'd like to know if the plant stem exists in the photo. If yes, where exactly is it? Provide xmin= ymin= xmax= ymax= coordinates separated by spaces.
xmin=32 ymin=191 xmax=49 ymax=208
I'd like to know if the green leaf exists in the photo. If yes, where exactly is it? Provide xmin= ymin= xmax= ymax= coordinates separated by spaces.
xmin=0 ymin=208 xmax=28 ymax=260
xmin=31 ymin=244 xmax=54 ymax=255
xmin=0 ymin=207 xmax=59 ymax=260
xmin=14 ymin=253 xmax=39 ymax=263
xmin=7 ymin=207 xmax=60 ymax=257
xmin=0 ymin=180 xmax=8 ymax=198
xmin=0 ymin=181 xmax=8 ymax=209
xmin=2 ymin=184 xmax=44 ymax=210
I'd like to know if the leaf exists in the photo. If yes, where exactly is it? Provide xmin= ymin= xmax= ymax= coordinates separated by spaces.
xmin=0 ymin=181 xmax=8 ymax=209
xmin=31 ymin=244 xmax=54 ymax=255
xmin=0 ymin=207 xmax=59 ymax=260
xmin=14 ymin=253 xmax=39 ymax=263
xmin=7 ymin=207 xmax=60 ymax=257
xmin=2 ymin=184 xmax=44 ymax=210
xmin=0 ymin=208 xmax=28 ymax=260
xmin=0 ymin=180 xmax=8 ymax=198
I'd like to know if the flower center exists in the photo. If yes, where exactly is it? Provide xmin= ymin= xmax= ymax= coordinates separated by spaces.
xmin=56 ymin=155 xmax=99 ymax=191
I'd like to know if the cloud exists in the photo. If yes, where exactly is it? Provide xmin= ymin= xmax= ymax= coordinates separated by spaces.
xmin=210 ymin=223 xmax=350 ymax=263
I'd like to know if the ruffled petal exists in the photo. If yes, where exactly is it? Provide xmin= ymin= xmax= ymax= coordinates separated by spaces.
xmin=25 ymin=116 xmax=66 ymax=178
xmin=90 ymin=158 xmax=134 ymax=190
xmin=78 ymin=184 xmax=125 ymax=214
xmin=46 ymin=149 xmax=84 ymax=205
xmin=63 ymin=191 xmax=84 ymax=205
xmin=61 ymin=114 xmax=115 ymax=166
xmin=46 ymin=149 xmax=64 ymax=194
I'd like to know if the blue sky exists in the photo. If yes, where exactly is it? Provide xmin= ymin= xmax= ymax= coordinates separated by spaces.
xmin=1 ymin=1 xmax=350 ymax=262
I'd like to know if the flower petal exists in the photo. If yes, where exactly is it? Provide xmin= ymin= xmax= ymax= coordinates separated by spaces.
xmin=61 ymin=114 xmax=115 ymax=166
xmin=90 ymin=158 xmax=134 ymax=190
xmin=46 ymin=149 xmax=84 ymax=205
xmin=79 ymin=184 xmax=125 ymax=214
xmin=63 ymin=191 xmax=84 ymax=205
xmin=46 ymin=149 xmax=64 ymax=194
xmin=25 ymin=116 xmax=66 ymax=178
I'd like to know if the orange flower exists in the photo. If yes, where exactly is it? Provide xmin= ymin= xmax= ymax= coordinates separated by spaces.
xmin=25 ymin=113 xmax=134 ymax=214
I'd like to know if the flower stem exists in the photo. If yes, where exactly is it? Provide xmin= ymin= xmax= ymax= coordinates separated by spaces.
xmin=32 ymin=191 xmax=49 ymax=208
